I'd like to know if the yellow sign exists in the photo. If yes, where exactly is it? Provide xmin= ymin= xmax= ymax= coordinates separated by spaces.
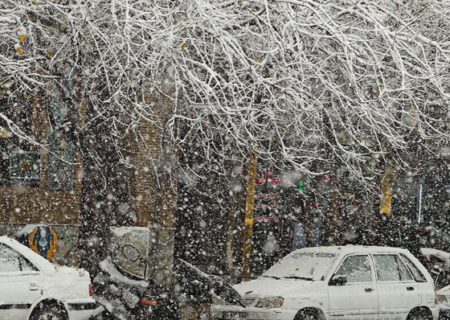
xmin=242 ymin=156 xmax=257 ymax=279
xmin=380 ymin=164 xmax=395 ymax=215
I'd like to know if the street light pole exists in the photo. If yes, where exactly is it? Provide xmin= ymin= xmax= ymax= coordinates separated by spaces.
xmin=418 ymin=184 xmax=423 ymax=223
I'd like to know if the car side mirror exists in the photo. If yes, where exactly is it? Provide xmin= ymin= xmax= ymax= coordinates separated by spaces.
xmin=329 ymin=275 xmax=347 ymax=286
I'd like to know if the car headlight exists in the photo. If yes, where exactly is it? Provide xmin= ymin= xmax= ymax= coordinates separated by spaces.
xmin=438 ymin=295 xmax=448 ymax=304
xmin=256 ymin=297 xmax=284 ymax=308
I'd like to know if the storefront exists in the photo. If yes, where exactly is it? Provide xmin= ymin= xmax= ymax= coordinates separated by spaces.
xmin=247 ymin=163 xmax=327 ymax=276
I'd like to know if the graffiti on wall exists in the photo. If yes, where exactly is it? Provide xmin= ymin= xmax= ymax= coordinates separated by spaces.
xmin=13 ymin=225 xmax=79 ymax=265
xmin=29 ymin=226 xmax=59 ymax=262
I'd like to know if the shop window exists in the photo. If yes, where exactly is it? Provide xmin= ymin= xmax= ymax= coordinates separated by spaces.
xmin=10 ymin=152 xmax=41 ymax=188
xmin=0 ymin=150 xmax=41 ymax=188
xmin=0 ymin=86 xmax=39 ymax=187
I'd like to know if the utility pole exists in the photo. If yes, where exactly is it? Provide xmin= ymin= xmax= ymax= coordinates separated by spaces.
xmin=242 ymin=156 xmax=257 ymax=280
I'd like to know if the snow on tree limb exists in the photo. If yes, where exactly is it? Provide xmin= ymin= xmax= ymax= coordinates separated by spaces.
xmin=1 ymin=0 xmax=449 ymax=188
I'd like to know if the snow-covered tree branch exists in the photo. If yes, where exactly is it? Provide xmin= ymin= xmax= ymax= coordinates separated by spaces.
xmin=1 ymin=0 xmax=450 ymax=243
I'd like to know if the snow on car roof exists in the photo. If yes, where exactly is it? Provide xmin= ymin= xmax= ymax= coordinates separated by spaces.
xmin=264 ymin=245 xmax=413 ymax=281
xmin=421 ymin=248 xmax=450 ymax=266
xmin=438 ymin=284 xmax=450 ymax=295
xmin=293 ymin=245 xmax=411 ymax=255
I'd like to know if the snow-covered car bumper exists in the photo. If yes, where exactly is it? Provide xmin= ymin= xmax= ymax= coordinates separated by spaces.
xmin=438 ymin=303 xmax=450 ymax=320
xmin=211 ymin=304 xmax=297 ymax=320
xmin=439 ymin=309 xmax=450 ymax=320
xmin=65 ymin=300 xmax=97 ymax=320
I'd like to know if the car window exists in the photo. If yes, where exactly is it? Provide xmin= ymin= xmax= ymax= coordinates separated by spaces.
xmin=0 ymin=244 xmax=20 ymax=272
xmin=335 ymin=255 xmax=372 ymax=283
xmin=396 ymin=255 xmax=414 ymax=281
xmin=374 ymin=254 xmax=403 ymax=282
xmin=0 ymin=244 xmax=38 ymax=274
xmin=374 ymin=254 xmax=415 ymax=282
xmin=399 ymin=253 xmax=427 ymax=282
xmin=19 ymin=255 xmax=38 ymax=272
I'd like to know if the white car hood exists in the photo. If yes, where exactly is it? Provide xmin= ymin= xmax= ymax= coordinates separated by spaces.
xmin=438 ymin=285 xmax=450 ymax=296
xmin=54 ymin=265 xmax=89 ymax=278
xmin=41 ymin=266 xmax=92 ymax=301
xmin=437 ymin=285 xmax=450 ymax=309
xmin=235 ymin=277 xmax=326 ymax=298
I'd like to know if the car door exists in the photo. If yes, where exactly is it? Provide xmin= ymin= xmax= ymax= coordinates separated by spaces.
xmin=373 ymin=254 xmax=421 ymax=320
xmin=329 ymin=254 xmax=379 ymax=320
xmin=398 ymin=253 xmax=435 ymax=309
xmin=0 ymin=243 xmax=42 ymax=320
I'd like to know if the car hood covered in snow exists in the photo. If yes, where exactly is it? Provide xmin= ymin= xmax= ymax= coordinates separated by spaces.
xmin=0 ymin=236 xmax=92 ymax=302
xmin=235 ymin=277 xmax=326 ymax=299
xmin=438 ymin=284 xmax=450 ymax=296
xmin=53 ymin=264 xmax=90 ymax=279
xmin=263 ymin=248 xmax=339 ymax=281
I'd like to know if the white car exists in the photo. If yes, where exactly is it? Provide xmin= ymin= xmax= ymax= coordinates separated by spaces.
xmin=0 ymin=236 xmax=96 ymax=320
xmin=436 ymin=285 xmax=450 ymax=319
xmin=212 ymin=246 xmax=438 ymax=320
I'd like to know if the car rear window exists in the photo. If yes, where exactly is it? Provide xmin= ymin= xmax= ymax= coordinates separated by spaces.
xmin=0 ymin=244 xmax=38 ymax=274
xmin=0 ymin=244 xmax=20 ymax=272
xmin=399 ymin=253 xmax=426 ymax=282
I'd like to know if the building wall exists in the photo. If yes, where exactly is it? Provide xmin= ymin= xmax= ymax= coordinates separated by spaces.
xmin=0 ymin=76 xmax=83 ymax=225
xmin=134 ymin=91 xmax=179 ymax=288
xmin=0 ymin=75 xmax=83 ymax=265
xmin=0 ymin=77 xmax=180 ymax=292
xmin=0 ymin=185 xmax=80 ymax=225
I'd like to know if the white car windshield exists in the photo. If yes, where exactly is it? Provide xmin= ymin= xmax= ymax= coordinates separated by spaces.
xmin=263 ymin=251 xmax=338 ymax=281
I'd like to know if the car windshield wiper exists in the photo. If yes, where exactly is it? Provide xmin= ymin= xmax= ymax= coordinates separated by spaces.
xmin=263 ymin=275 xmax=280 ymax=280
xmin=283 ymin=276 xmax=313 ymax=281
